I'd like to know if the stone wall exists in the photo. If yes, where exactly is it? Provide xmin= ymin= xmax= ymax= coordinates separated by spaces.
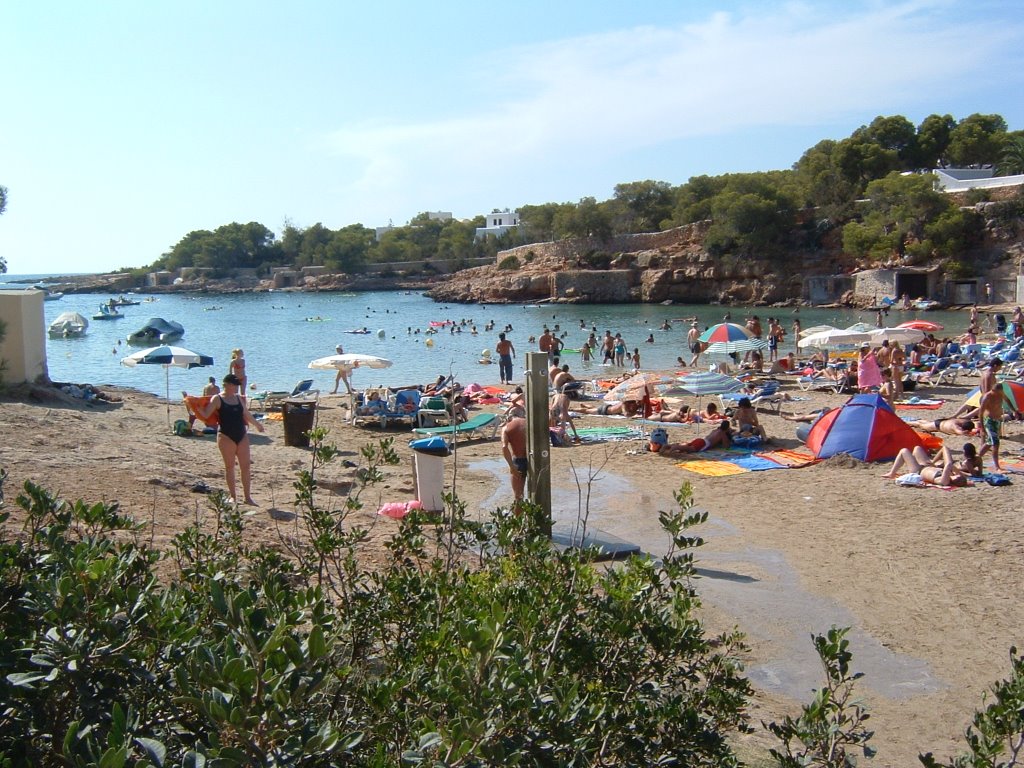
xmin=852 ymin=269 xmax=896 ymax=304
xmin=552 ymin=270 xmax=634 ymax=303
xmin=496 ymin=222 xmax=710 ymax=264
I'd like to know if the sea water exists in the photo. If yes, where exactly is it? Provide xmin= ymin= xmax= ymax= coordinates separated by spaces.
xmin=24 ymin=288 xmax=975 ymax=398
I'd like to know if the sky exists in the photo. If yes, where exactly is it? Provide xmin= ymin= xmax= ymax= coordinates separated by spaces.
xmin=2 ymin=0 xmax=1023 ymax=276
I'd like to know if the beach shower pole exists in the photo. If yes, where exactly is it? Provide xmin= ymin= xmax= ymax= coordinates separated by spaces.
xmin=524 ymin=351 xmax=552 ymax=536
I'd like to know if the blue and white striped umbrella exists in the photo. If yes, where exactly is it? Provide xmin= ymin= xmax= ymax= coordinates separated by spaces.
xmin=677 ymin=371 xmax=745 ymax=397
xmin=121 ymin=345 xmax=215 ymax=425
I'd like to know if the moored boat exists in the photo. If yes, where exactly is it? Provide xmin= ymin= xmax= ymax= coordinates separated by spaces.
xmin=127 ymin=317 xmax=184 ymax=344
xmin=48 ymin=311 xmax=89 ymax=338
xmin=93 ymin=303 xmax=124 ymax=320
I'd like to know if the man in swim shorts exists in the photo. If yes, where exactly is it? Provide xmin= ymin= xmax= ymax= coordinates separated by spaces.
xmin=978 ymin=386 xmax=1004 ymax=470
xmin=501 ymin=416 xmax=528 ymax=504
xmin=658 ymin=422 xmax=732 ymax=457
xmin=904 ymin=417 xmax=975 ymax=436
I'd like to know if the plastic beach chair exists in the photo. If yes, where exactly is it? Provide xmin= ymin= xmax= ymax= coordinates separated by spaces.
xmin=411 ymin=412 xmax=499 ymax=441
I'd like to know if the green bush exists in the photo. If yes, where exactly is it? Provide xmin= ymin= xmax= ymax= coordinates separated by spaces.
xmin=497 ymin=255 xmax=520 ymax=270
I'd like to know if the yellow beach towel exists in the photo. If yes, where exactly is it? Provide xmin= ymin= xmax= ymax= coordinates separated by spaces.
xmin=675 ymin=460 xmax=748 ymax=476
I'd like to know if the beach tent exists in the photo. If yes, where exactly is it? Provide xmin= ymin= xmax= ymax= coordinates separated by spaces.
xmin=805 ymin=393 xmax=923 ymax=462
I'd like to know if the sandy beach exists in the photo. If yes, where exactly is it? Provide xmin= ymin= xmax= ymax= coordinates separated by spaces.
xmin=1 ymin=376 xmax=1021 ymax=766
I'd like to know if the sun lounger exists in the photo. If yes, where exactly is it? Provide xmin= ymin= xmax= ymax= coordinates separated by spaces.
xmin=412 ymin=412 xmax=499 ymax=441
xmin=251 ymin=379 xmax=317 ymax=411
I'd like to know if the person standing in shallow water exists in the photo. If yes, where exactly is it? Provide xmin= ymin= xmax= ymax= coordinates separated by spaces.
xmin=496 ymin=332 xmax=516 ymax=385
xmin=200 ymin=374 xmax=264 ymax=505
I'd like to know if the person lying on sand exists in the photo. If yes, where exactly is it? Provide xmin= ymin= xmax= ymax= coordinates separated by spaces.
xmin=904 ymin=417 xmax=976 ymax=436
xmin=577 ymin=399 xmax=640 ymax=417
xmin=656 ymin=422 xmax=733 ymax=457
xmin=652 ymin=404 xmax=694 ymax=423
xmin=882 ymin=445 xmax=969 ymax=487
xmin=781 ymin=407 xmax=835 ymax=423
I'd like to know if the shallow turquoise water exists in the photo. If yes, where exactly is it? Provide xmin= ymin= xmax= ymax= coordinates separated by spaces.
xmin=36 ymin=291 xmax=973 ymax=397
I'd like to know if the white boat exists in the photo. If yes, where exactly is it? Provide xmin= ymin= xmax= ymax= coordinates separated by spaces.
xmin=48 ymin=311 xmax=89 ymax=338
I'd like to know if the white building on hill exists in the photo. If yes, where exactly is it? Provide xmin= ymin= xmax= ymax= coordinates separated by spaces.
xmin=475 ymin=209 xmax=520 ymax=240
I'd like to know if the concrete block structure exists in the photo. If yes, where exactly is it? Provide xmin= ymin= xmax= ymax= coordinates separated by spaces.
xmin=0 ymin=289 xmax=48 ymax=384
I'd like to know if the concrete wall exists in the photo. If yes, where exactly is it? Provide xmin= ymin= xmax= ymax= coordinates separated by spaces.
xmin=853 ymin=269 xmax=897 ymax=304
xmin=0 ymin=289 xmax=48 ymax=384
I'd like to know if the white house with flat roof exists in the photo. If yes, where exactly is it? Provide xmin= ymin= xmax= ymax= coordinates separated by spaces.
xmin=934 ymin=168 xmax=1024 ymax=192
xmin=475 ymin=209 xmax=520 ymax=240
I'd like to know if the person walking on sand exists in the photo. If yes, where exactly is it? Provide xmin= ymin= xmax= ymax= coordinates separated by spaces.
xmin=501 ymin=415 xmax=528 ymax=505
xmin=687 ymin=322 xmax=702 ymax=367
xmin=229 ymin=349 xmax=248 ymax=399
xmin=496 ymin=332 xmax=516 ymax=385
xmin=978 ymin=384 xmax=1005 ymax=471
xmin=331 ymin=344 xmax=353 ymax=394
xmin=200 ymin=373 xmax=265 ymax=505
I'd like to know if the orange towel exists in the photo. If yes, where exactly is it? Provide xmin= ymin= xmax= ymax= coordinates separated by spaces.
xmin=675 ymin=460 xmax=748 ymax=476
xmin=757 ymin=448 xmax=820 ymax=468
xmin=183 ymin=395 xmax=219 ymax=427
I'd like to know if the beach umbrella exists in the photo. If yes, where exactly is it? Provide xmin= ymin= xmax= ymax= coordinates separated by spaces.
xmin=897 ymin=320 xmax=944 ymax=332
xmin=799 ymin=324 xmax=837 ymax=338
xmin=797 ymin=329 xmax=872 ymax=349
xmin=308 ymin=353 xmax=393 ymax=371
xmin=705 ymin=337 xmax=769 ymax=356
xmin=603 ymin=372 xmax=676 ymax=402
xmin=677 ymin=371 xmax=745 ymax=397
xmin=845 ymin=322 xmax=875 ymax=333
xmin=699 ymin=322 xmax=754 ymax=345
xmin=962 ymin=380 xmax=1024 ymax=411
xmin=121 ymin=345 xmax=214 ymax=426
xmin=866 ymin=327 xmax=925 ymax=346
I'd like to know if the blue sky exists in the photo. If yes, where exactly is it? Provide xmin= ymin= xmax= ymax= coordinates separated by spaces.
xmin=2 ymin=0 xmax=1022 ymax=276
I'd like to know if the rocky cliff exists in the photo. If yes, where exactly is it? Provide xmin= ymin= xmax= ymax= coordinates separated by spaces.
xmin=427 ymin=222 xmax=806 ymax=306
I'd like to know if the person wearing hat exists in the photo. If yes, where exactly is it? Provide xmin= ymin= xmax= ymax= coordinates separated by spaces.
xmin=199 ymin=373 xmax=265 ymax=505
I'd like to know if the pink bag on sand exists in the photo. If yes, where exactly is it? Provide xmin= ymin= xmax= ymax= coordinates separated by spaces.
xmin=377 ymin=500 xmax=424 ymax=519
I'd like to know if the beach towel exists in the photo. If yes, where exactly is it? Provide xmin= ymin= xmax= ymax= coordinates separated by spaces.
xmin=895 ymin=398 xmax=945 ymax=409
xmin=675 ymin=460 xmax=748 ymax=476
xmin=757 ymin=448 xmax=820 ymax=468
xmin=575 ymin=426 xmax=643 ymax=443
xmin=730 ymin=454 xmax=788 ymax=471
xmin=895 ymin=472 xmax=927 ymax=487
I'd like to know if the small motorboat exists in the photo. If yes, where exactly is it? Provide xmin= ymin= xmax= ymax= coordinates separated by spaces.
xmin=92 ymin=303 xmax=124 ymax=320
xmin=48 ymin=311 xmax=88 ymax=338
xmin=127 ymin=317 xmax=184 ymax=344
xmin=109 ymin=295 xmax=141 ymax=307
xmin=35 ymin=286 xmax=65 ymax=301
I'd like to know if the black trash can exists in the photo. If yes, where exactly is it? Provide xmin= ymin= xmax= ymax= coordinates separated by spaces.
xmin=282 ymin=400 xmax=316 ymax=447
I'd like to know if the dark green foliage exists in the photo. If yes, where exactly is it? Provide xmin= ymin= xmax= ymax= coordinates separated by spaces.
xmin=919 ymin=647 xmax=1024 ymax=768
xmin=765 ymin=626 xmax=875 ymax=767
xmin=0 ymin=437 xmax=753 ymax=766
xmin=497 ymin=255 xmax=520 ymax=270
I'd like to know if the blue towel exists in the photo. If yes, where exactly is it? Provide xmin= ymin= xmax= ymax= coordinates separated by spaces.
xmin=730 ymin=455 xmax=788 ymax=471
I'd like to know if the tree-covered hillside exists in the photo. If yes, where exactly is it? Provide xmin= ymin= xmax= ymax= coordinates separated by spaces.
xmin=147 ymin=112 xmax=1023 ymax=276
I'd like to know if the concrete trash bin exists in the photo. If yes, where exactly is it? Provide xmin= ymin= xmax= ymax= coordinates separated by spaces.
xmin=282 ymin=400 xmax=316 ymax=447
xmin=410 ymin=436 xmax=450 ymax=511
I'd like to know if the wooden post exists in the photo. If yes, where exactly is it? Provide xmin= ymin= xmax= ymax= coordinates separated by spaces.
xmin=524 ymin=351 xmax=552 ymax=536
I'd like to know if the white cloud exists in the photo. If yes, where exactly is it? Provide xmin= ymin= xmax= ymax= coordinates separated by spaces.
xmin=323 ymin=1 xmax=1023 ymax=221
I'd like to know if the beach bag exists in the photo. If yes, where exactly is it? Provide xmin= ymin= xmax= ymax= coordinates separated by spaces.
xmin=985 ymin=473 xmax=1011 ymax=486
xmin=173 ymin=419 xmax=191 ymax=437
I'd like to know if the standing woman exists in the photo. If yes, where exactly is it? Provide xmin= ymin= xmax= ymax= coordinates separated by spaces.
xmin=230 ymin=349 xmax=247 ymax=400
xmin=201 ymin=374 xmax=265 ymax=505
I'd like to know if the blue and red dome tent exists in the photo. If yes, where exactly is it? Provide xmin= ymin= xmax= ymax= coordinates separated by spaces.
xmin=805 ymin=394 xmax=924 ymax=462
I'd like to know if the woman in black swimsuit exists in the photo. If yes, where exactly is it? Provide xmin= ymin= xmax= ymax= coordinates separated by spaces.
xmin=200 ymin=374 xmax=264 ymax=505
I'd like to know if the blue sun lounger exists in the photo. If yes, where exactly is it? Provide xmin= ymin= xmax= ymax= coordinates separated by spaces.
xmin=412 ymin=412 xmax=499 ymax=441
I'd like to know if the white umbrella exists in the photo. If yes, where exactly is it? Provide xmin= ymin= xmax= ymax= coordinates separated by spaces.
xmin=308 ymin=353 xmax=393 ymax=371
xmin=866 ymin=327 xmax=925 ymax=346
xmin=799 ymin=324 xmax=837 ymax=338
xmin=121 ymin=345 xmax=214 ymax=426
xmin=797 ymin=329 xmax=873 ymax=349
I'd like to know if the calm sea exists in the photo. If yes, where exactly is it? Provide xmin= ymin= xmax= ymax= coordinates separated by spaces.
xmin=6 ymin=281 xmax=974 ymax=398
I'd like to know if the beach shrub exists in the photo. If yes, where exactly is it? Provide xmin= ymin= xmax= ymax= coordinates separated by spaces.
xmin=0 ymin=437 xmax=756 ymax=765
xmin=497 ymin=254 xmax=520 ymax=270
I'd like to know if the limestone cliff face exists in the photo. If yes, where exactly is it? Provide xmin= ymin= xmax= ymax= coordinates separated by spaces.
xmin=426 ymin=222 xmax=804 ymax=305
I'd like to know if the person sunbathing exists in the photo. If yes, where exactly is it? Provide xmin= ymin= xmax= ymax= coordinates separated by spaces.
xmin=882 ymin=445 xmax=969 ymax=487
xmin=657 ymin=422 xmax=733 ymax=457
xmin=578 ymin=399 xmax=640 ymax=417
xmin=693 ymin=402 xmax=726 ymax=422
xmin=904 ymin=417 xmax=976 ymax=436
xmin=652 ymin=403 xmax=694 ymax=423
xmin=956 ymin=443 xmax=984 ymax=478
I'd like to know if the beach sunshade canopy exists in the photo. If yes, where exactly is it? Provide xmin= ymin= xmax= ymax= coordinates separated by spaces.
xmin=805 ymin=394 xmax=924 ymax=462
xmin=866 ymin=327 xmax=925 ymax=346
xmin=963 ymin=380 xmax=1024 ymax=410
xmin=603 ymin=372 xmax=675 ymax=402
xmin=797 ymin=329 xmax=872 ymax=349
xmin=677 ymin=371 xmax=745 ymax=397
xmin=705 ymin=337 xmax=769 ymax=355
xmin=699 ymin=323 xmax=754 ymax=345
xmin=799 ymin=324 xmax=837 ymax=338
xmin=121 ymin=345 xmax=214 ymax=426
xmin=308 ymin=353 xmax=393 ymax=371
xmin=897 ymin=320 xmax=943 ymax=332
